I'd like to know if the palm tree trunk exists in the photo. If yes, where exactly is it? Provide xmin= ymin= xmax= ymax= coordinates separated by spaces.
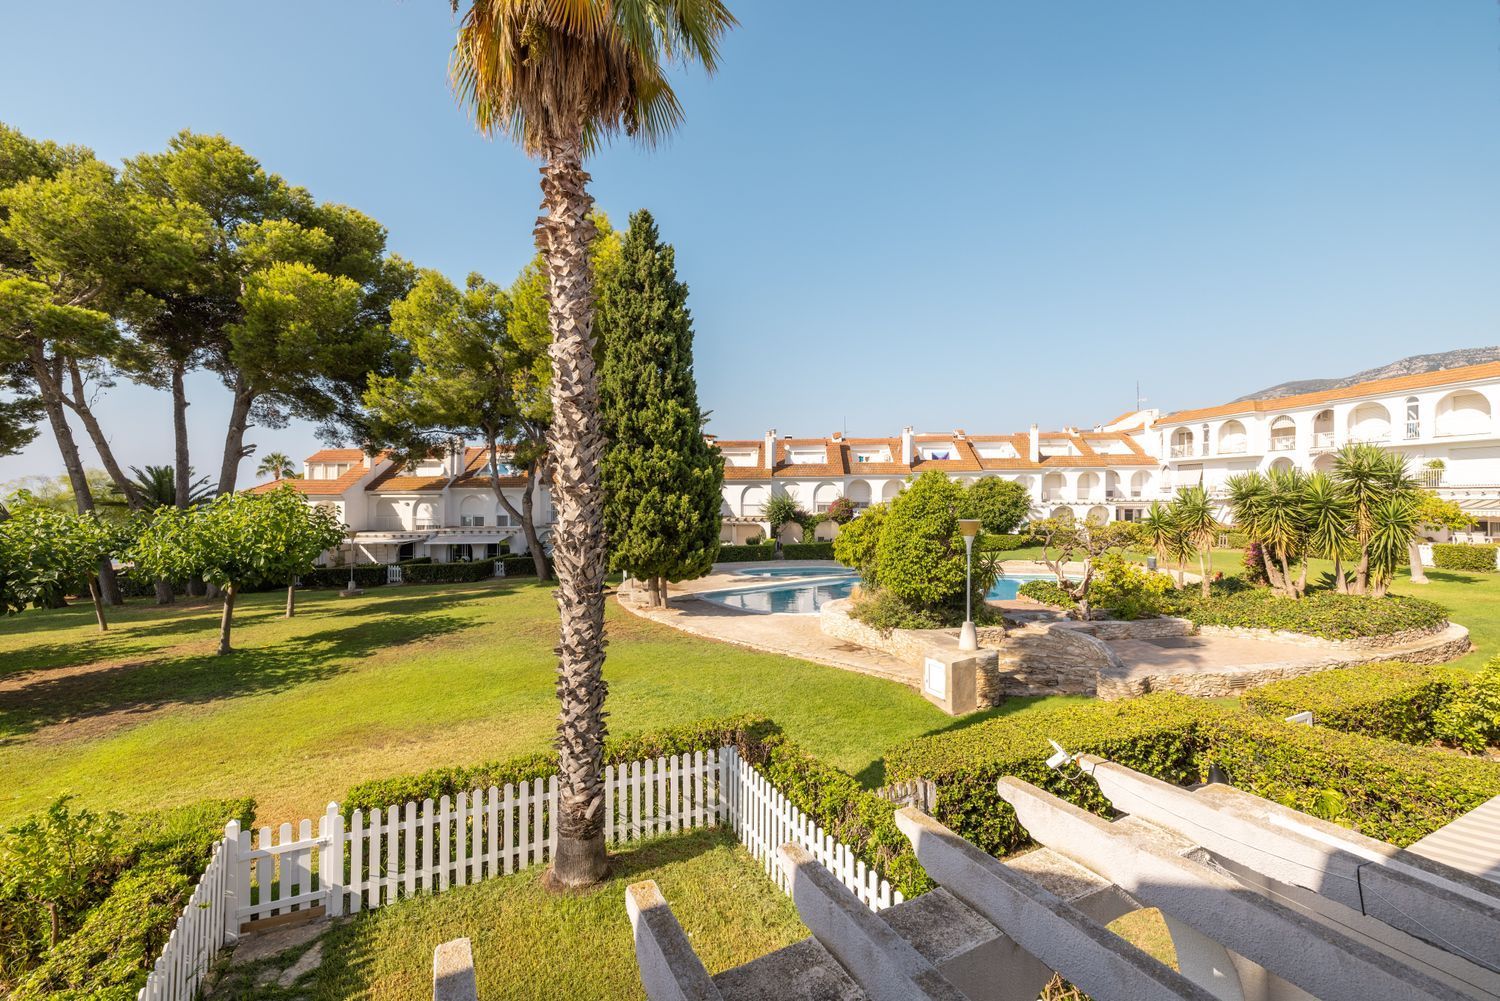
xmin=537 ymin=131 xmax=609 ymax=890
xmin=218 ymin=582 xmax=237 ymax=655
xmin=1332 ymin=552 xmax=1348 ymax=593
xmin=1353 ymin=546 xmax=1371 ymax=595
xmin=1198 ymin=550 xmax=1210 ymax=598
xmin=1407 ymin=540 xmax=1429 ymax=584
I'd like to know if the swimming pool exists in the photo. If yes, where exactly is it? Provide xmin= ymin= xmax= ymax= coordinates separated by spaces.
xmin=734 ymin=565 xmax=855 ymax=578
xmin=698 ymin=573 xmax=1063 ymax=615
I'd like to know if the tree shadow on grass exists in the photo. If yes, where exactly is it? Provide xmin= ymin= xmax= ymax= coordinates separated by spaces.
xmin=0 ymin=610 xmax=472 ymax=742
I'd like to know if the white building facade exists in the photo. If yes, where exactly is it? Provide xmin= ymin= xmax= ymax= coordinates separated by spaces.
xmin=259 ymin=361 xmax=1500 ymax=560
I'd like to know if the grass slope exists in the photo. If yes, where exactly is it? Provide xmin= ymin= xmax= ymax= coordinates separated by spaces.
xmin=0 ymin=579 xmax=1067 ymax=826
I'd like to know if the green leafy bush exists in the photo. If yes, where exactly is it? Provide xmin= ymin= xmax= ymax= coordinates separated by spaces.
xmin=1017 ymin=579 xmax=1076 ymax=609
xmin=1243 ymin=663 xmax=1465 ymax=744
xmin=874 ymin=472 xmax=968 ymax=606
xmin=959 ymin=478 xmax=1031 ymax=535
xmin=715 ymin=542 xmax=778 ymax=563
xmin=1434 ymin=657 xmax=1500 ymax=753
xmin=832 ymin=504 xmax=886 ymax=584
xmin=977 ymin=532 xmax=1037 ymax=552
xmin=1164 ymin=588 xmax=1448 ymax=640
xmin=1432 ymin=543 xmax=1498 ymax=572
xmin=782 ymin=542 xmax=835 ymax=560
xmin=1089 ymin=553 xmax=1173 ymax=620
xmin=402 ymin=559 xmax=496 ymax=583
xmin=885 ymin=696 xmax=1206 ymax=857
xmin=2 ymin=797 xmax=253 ymax=1000
xmin=500 ymin=554 xmax=542 ymax=577
xmin=300 ymin=563 xmax=388 ymax=589
xmin=885 ymin=694 xmax=1500 ymax=856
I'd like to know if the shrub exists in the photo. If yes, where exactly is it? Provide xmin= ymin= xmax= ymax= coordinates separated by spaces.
xmin=1434 ymin=657 xmax=1500 ymax=753
xmin=300 ymin=563 xmax=388 ymax=589
xmin=2 ymin=797 xmax=253 ymax=1000
xmin=1017 ymin=579 xmax=1076 ymax=609
xmin=715 ymin=542 xmax=777 ymax=563
xmin=499 ymin=554 xmax=541 ymax=577
xmin=1243 ymin=662 xmax=1465 ymax=744
xmin=1088 ymin=552 xmax=1173 ymax=620
xmin=1164 ymin=588 xmax=1448 ymax=640
xmin=402 ymin=559 xmax=496 ymax=584
xmin=832 ymin=504 xmax=886 ymax=583
xmin=885 ymin=696 xmax=1206 ymax=857
xmin=342 ymin=716 xmax=931 ymax=898
xmin=874 ymin=472 xmax=968 ymax=606
xmin=825 ymin=497 xmax=856 ymax=525
xmin=849 ymin=588 xmax=957 ymax=631
xmin=782 ymin=542 xmax=835 ymax=560
xmin=977 ymin=532 xmax=1036 ymax=552
xmin=1242 ymin=541 xmax=1269 ymax=586
xmin=1432 ymin=542 xmax=1498 ymax=572
xmin=885 ymin=694 xmax=1500 ymax=856
xmin=960 ymin=478 xmax=1031 ymax=535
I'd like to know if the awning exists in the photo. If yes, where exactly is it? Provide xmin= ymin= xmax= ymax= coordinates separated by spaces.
xmin=350 ymin=532 xmax=425 ymax=543
xmin=1456 ymin=497 xmax=1500 ymax=517
xmin=425 ymin=533 xmax=511 ymax=545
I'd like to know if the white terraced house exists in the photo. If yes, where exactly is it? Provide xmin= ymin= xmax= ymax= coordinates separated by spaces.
xmin=714 ymin=359 xmax=1500 ymax=544
xmin=258 ymin=360 xmax=1500 ymax=562
xmin=249 ymin=443 xmax=548 ymax=565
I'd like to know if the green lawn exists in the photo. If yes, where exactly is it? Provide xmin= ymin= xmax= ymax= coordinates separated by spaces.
xmin=0 ymin=578 xmax=1083 ymax=827
xmin=205 ymin=829 xmax=805 ymax=1001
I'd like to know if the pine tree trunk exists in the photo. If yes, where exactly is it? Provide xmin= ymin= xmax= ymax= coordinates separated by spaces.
xmin=218 ymin=582 xmax=237 ymax=655
xmin=217 ymin=378 xmax=255 ymax=496
xmin=88 ymin=576 xmax=108 ymax=632
xmin=172 ymin=362 xmax=192 ymax=508
xmin=286 ymin=581 xmax=296 ymax=618
xmin=537 ymin=132 xmax=609 ymax=890
xmin=487 ymin=442 xmax=550 ymax=581
xmin=65 ymin=359 xmax=141 ymax=510
xmin=1407 ymin=540 xmax=1428 ymax=584
xmin=31 ymin=353 xmax=124 ymax=606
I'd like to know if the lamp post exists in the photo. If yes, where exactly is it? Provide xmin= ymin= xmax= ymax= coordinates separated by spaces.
xmin=958 ymin=518 xmax=981 ymax=651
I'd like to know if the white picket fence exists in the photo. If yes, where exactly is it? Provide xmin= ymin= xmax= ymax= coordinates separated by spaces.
xmin=138 ymin=745 xmax=899 ymax=1000
xmin=136 ymin=835 xmax=233 ymax=1001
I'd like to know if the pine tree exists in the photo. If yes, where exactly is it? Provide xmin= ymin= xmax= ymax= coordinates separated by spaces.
xmin=598 ymin=210 xmax=724 ymax=607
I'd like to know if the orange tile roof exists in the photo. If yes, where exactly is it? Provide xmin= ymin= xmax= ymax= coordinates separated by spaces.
xmin=1160 ymin=361 xmax=1500 ymax=425
xmin=305 ymin=448 xmax=367 ymax=464
xmin=247 ymin=462 xmax=369 ymax=496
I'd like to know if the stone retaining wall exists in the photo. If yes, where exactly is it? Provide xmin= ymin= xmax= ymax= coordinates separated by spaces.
xmin=1194 ymin=621 xmax=1449 ymax=652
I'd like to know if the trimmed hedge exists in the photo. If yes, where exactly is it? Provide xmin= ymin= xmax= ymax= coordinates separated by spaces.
xmin=1243 ymin=662 xmax=1465 ymax=744
xmin=1432 ymin=542 xmax=1498 ymax=572
xmin=7 ymin=797 xmax=255 ymax=1001
xmin=1165 ymin=588 xmax=1448 ymax=640
xmin=342 ymin=715 xmax=932 ymax=898
xmin=1016 ymin=579 xmax=1076 ymax=609
xmin=301 ymin=563 xmax=389 ymax=589
xmin=782 ymin=542 xmax=837 ymax=560
xmin=978 ymin=532 xmax=1037 ymax=552
xmin=884 ymin=697 xmax=1204 ymax=857
xmin=499 ymin=554 xmax=543 ymax=577
xmin=885 ymin=694 xmax=1500 ymax=856
xmin=403 ymin=559 xmax=496 ymax=584
xmin=716 ymin=542 xmax=778 ymax=563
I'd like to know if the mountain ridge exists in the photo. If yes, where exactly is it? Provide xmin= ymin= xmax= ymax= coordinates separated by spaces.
xmin=1231 ymin=347 xmax=1500 ymax=403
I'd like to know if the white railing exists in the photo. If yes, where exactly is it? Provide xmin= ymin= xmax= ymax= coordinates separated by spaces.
xmin=1310 ymin=432 xmax=1335 ymax=450
xmin=1168 ymin=444 xmax=1194 ymax=458
xmin=138 ymin=746 xmax=896 ymax=997
xmin=1268 ymin=437 xmax=1297 ymax=452
xmin=136 ymin=837 xmax=232 ymax=1001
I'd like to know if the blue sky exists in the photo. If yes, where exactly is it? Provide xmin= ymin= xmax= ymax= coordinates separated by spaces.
xmin=2 ymin=0 xmax=1498 ymax=484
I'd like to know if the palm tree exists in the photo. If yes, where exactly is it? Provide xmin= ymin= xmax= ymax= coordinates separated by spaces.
xmin=1301 ymin=472 xmax=1354 ymax=592
xmin=1367 ymin=494 xmax=1419 ymax=597
xmin=1260 ymin=466 xmax=1310 ymax=597
xmin=256 ymin=451 xmax=298 ymax=481
xmin=448 ymin=0 xmax=736 ymax=890
xmin=1140 ymin=501 xmax=1178 ymax=582
xmin=1173 ymin=485 xmax=1219 ymax=598
xmin=121 ymin=465 xmax=213 ymax=509
xmin=1333 ymin=444 xmax=1417 ymax=594
xmin=1225 ymin=472 xmax=1284 ymax=593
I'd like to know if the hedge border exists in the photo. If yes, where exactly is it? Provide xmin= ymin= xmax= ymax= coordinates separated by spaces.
xmin=1432 ymin=542 xmax=1498 ymax=572
xmin=1242 ymin=662 xmax=1465 ymax=744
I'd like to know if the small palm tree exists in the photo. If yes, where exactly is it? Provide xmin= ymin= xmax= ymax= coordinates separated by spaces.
xmin=1140 ymin=501 xmax=1177 ymax=579
xmin=1332 ymin=444 xmax=1416 ymax=594
xmin=1173 ymin=485 xmax=1219 ymax=598
xmin=116 ymin=465 xmax=213 ymax=510
xmin=1260 ymin=466 xmax=1310 ymax=597
xmin=449 ymin=0 xmax=737 ymax=890
xmin=1225 ymin=472 xmax=1282 ymax=592
xmin=1367 ymin=494 xmax=1419 ymax=597
xmin=256 ymin=451 xmax=298 ymax=481
xmin=1301 ymin=472 xmax=1354 ymax=592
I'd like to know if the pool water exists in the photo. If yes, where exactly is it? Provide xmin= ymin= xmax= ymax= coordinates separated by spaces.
xmin=699 ymin=573 xmax=1061 ymax=615
xmin=735 ymin=565 xmax=855 ymax=578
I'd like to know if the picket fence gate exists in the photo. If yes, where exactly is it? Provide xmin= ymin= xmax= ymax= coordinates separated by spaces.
xmin=137 ymin=745 xmax=900 ymax=1001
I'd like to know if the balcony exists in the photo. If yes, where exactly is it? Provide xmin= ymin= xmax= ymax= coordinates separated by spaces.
xmin=1268 ymin=437 xmax=1296 ymax=452
xmin=1168 ymin=445 xmax=1194 ymax=459
xmin=1310 ymin=432 xmax=1335 ymax=451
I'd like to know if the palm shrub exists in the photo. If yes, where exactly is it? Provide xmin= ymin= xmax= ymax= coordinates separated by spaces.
xmin=1301 ymin=472 xmax=1354 ymax=593
xmin=1334 ymin=443 xmax=1419 ymax=594
xmin=1172 ymin=485 xmax=1219 ymax=598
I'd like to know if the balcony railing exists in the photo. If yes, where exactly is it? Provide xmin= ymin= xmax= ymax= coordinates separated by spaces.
xmin=1218 ymin=444 xmax=1248 ymax=455
xmin=1310 ymin=432 xmax=1335 ymax=450
xmin=1169 ymin=444 xmax=1194 ymax=458
xmin=1268 ymin=437 xmax=1296 ymax=452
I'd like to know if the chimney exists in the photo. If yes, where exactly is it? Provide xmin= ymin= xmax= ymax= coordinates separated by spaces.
xmin=1028 ymin=424 xmax=1040 ymax=463
xmin=901 ymin=427 xmax=915 ymax=466
xmin=764 ymin=429 xmax=777 ymax=471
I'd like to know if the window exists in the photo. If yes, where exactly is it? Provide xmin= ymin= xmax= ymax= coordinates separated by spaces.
xmin=398 ymin=542 xmax=416 ymax=561
xmin=853 ymin=448 xmax=891 ymax=463
xmin=460 ymin=515 xmax=485 ymax=527
xmin=788 ymin=449 xmax=824 ymax=465
xmin=1405 ymin=397 xmax=1420 ymax=440
xmin=1200 ymin=424 xmax=1210 ymax=456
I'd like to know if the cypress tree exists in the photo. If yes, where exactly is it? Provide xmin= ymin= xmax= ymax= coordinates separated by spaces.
xmin=598 ymin=210 xmax=724 ymax=606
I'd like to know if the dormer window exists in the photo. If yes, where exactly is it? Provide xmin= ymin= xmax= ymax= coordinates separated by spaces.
xmin=918 ymin=444 xmax=954 ymax=461
xmin=852 ymin=448 xmax=891 ymax=464
xmin=974 ymin=443 xmax=1018 ymax=459
xmin=720 ymin=449 xmax=758 ymax=468
xmin=788 ymin=449 xmax=824 ymax=465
